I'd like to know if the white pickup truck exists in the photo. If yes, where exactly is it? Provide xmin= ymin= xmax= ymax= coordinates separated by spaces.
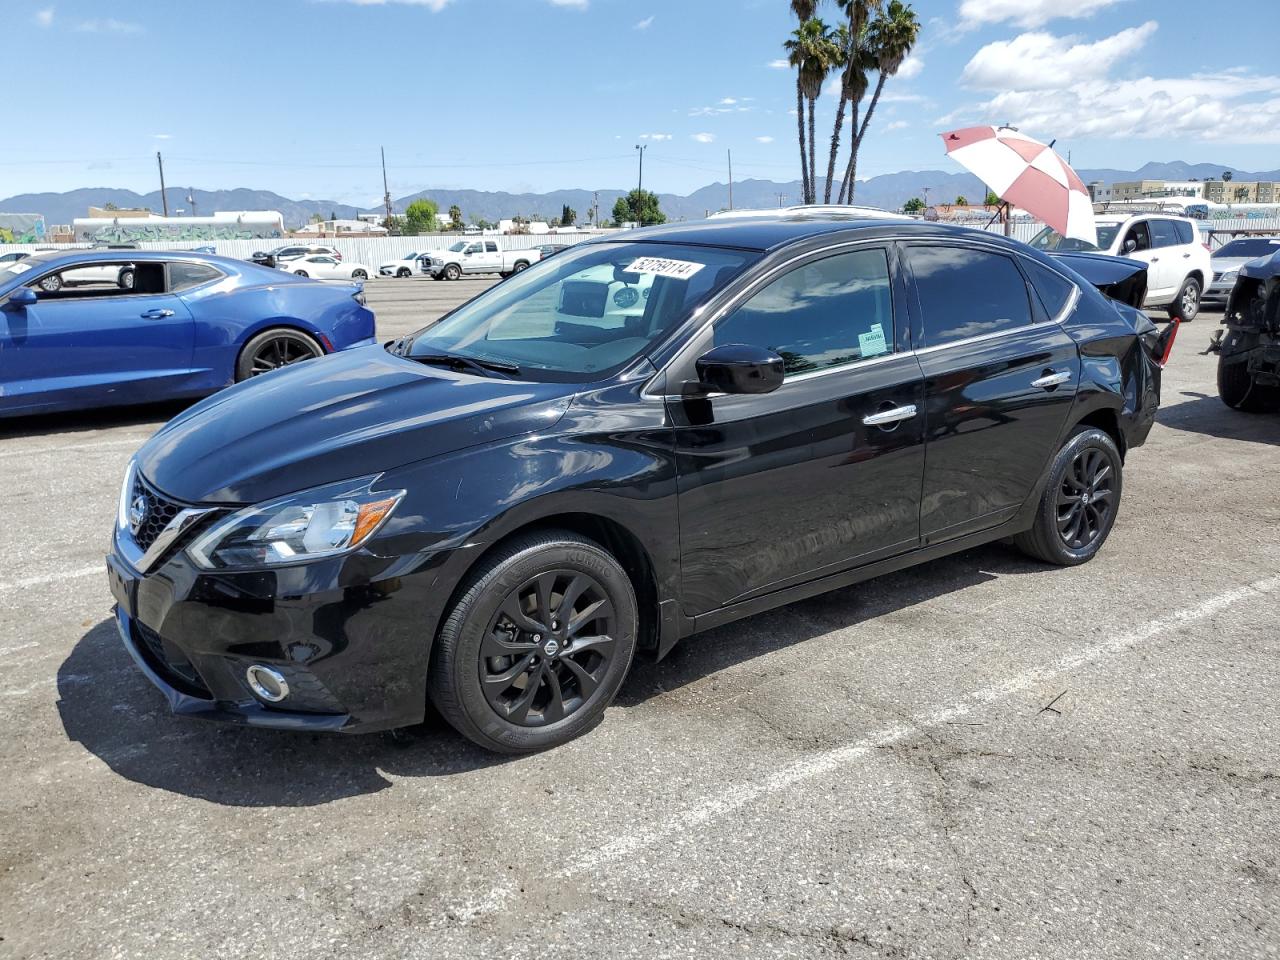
xmin=424 ymin=240 xmax=540 ymax=280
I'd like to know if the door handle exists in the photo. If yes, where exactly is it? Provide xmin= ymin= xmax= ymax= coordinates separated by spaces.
xmin=1182 ymin=253 xmax=1191 ymax=258
xmin=1031 ymin=370 xmax=1072 ymax=389
xmin=862 ymin=404 xmax=917 ymax=427
xmin=140 ymin=309 xmax=175 ymax=319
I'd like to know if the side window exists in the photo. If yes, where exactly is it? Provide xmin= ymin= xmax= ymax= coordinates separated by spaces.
xmin=1149 ymin=220 xmax=1180 ymax=249
xmin=1021 ymin=258 xmax=1077 ymax=319
xmin=1123 ymin=222 xmax=1151 ymax=252
xmin=466 ymin=244 xmax=482 ymax=255
xmin=907 ymin=246 xmax=1032 ymax=346
xmin=713 ymin=248 xmax=894 ymax=378
xmin=168 ymin=262 xmax=222 ymax=293
xmin=1172 ymin=220 xmax=1195 ymax=245
xmin=486 ymin=242 xmax=499 ymax=253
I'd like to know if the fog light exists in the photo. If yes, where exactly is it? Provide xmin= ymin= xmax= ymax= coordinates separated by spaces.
xmin=245 ymin=664 xmax=290 ymax=703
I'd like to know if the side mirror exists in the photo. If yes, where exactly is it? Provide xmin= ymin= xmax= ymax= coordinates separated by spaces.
xmin=5 ymin=287 xmax=37 ymax=309
xmin=694 ymin=343 xmax=785 ymax=395
xmin=1123 ymin=238 xmax=1138 ymax=254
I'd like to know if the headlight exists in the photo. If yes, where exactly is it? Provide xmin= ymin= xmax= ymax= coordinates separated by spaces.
xmin=1221 ymin=270 xmax=1238 ymax=283
xmin=188 ymin=476 xmax=405 ymax=570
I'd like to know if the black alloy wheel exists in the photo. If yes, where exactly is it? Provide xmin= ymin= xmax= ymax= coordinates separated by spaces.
xmin=1056 ymin=447 xmax=1114 ymax=549
xmin=353 ymin=269 xmax=368 ymax=280
xmin=295 ymin=269 xmax=309 ymax=278
xmin=429 ymin=530 xmax=638 ymax=754
xmin=235 ymin=328 xmax=324 ymax=381
xmin=480 ymin=569 xmax=618 ymax=727
xmin=1014 ymin=426 xmax=1122 ymax=566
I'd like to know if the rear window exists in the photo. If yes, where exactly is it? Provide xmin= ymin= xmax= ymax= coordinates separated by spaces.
xmin=1173 ymin=221 xmax=1194 ymax=245
xmin=907 ymin=246 xmax=1032 ymax=347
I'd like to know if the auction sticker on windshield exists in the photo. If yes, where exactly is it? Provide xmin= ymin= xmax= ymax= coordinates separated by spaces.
xmin=626 ymin=257 xmax=705 ymax=280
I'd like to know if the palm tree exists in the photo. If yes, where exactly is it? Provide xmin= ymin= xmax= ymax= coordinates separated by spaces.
xmin=837 ymin=0 xmax=920 ymax=204
xmin=823 ymin=1 xmax=877 ymax=204
xmin=786 ymin=19 xmax=839 ymax=204
xmin=788 ymin=0 xmax=818 ymax=205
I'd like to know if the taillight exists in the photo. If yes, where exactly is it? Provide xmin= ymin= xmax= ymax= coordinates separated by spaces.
xmin=1153 ymin=317 xmax=1181 ymax=368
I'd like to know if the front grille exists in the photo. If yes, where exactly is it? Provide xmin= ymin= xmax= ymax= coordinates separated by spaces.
xmin=129 ymin=474 xmax=184 ymax=552
xmin=134 ymin=622 xmax=212 ymax=698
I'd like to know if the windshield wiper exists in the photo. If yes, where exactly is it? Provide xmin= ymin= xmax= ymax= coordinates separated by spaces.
xmin=409 ymin=352 xmax=521 ymax=378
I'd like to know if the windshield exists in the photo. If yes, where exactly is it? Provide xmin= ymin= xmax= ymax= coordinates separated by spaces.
xmin=1216 ymin=238 xmax=1280 ymax=258
xmin=447 ymin=242 xmax=468 ymax=253
xmin=406 ymin=241 xmax=758 ymax=383
xmin=402 ymin=252 xmax=418 ymax=260
xmin=1028 ymin=223 xmax=1121 ymax=253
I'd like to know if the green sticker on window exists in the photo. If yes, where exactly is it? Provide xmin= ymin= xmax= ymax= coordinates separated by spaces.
xmin=858 ymin=323 xmax=888 ymax=357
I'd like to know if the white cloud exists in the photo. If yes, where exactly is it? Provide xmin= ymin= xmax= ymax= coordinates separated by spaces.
xmin=152 ymin=133 xmax=172 ymax=140
xmin=896 ymin=55 xmax=923 ymax=80
xmin=768 ymin=59 xmax=789 ymax=69
xmin=719 ymin=97 xmax=738 ymax=105
xmin=958 ymin=0 xmax=1125 ymax=29
xmin=755 ymin=135 xmax=775 ymax=143
xmin=961 ymin=22 xmax=1157 ymax=91
xmin=34 ymin=7 xmax=53 ymax=26
xmin=691 ymin=132 xmax=716 ymax=143
xmin=74 ymin=18 xmax=143 ymax=33
xmin=639 ymin=133 xmax=672 ymax=140
xmin=634 ymin=15 xmax=653 ymax=30
xmin=337 ymin=0 xmax=453 ymax=8
xmin=547 ymin=0 xmax=588 ymax=6
xmin=885 ymin=120 xmax=909 ymax=131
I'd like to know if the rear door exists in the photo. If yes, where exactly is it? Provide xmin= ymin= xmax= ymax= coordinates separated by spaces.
xmin=1146 ymin=219 xmax=1185 ymax=298
xmin=669 ymin=243 xmax=926 ymax=615
xmin=0 ymin=260 xmax=195 ymax=414
xmin=902 ymin=242 xmax=1080 ymax=545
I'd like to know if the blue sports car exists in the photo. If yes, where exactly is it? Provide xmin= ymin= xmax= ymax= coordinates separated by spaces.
xmin=0 ymin=250 xmax=376 ymax=418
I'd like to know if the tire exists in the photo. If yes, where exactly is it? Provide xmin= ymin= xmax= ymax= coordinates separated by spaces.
xmin=39 ymin=274 xmax=62 ymax=292
xmin=512 ymin=260 xmax=530 ymax=274
xmin=499 ymin=271 xmax=512 ymax=279
xmin=235 ymin=327 xmax=324 ymax=381
xmin=443 ymin=263 xmax=461 ymax=281
xmin=396 ymin=268 xmax=411 ymax=278
xmin=428 ymin=530 xmax=638 ymax=754
xmin=294 ymin=270 xmax=309 ymax=278
xmin=1168 ymin=276 xmax=1201 ymax=321
xmin=1218 ymin=349 xmax=1280 ymax=413
xmin=352 ymin=269 xmax=368 ymax=280
xmin=1014 ymin=426 xmax=1123 ymax=566
xmin=118 ymin=268 xmax=134 ymax=290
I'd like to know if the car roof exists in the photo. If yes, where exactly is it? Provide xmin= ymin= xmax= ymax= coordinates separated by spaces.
xmin=14 ymin=249 xmax=250 ymax=269
xmin=610 ymin=215 xmax=1005 ymax=253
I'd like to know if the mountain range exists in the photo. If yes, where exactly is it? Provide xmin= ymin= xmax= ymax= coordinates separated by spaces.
xmin=5 ymin=162 xmax=1279 ymax=229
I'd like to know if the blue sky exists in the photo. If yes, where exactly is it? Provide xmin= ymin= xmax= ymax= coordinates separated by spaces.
xmin=4 ymin=0 xmax=1279 ymax=204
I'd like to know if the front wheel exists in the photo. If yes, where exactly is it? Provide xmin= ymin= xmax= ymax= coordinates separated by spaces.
xmin=118 ymin=268 xmax=134 ymax=290
xmin=1168 ymin=276 xmax=1201 ymax=321
xmin=1014 ymin=426 xmax=1123 ymax=566
xmin=396 ymin=268 xmax=411 ymax=278
xmin=39 ymin=274 xmax=63 ymax=292
xmin=428 ymin=530 xmax=638 ymax=754
xmin=443 ymin=263 xmax=461 ymax=281
xmin=352 ymin=269 xmax=368 ymax=280
xmin=294 ymin=269 xmax=309 ymax=278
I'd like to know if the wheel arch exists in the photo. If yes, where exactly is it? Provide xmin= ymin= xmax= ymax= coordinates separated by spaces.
xmin=1071 ymin=407 xmax=1126 ymax=460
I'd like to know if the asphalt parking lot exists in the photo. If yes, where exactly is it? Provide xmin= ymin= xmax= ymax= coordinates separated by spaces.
xmin=1 ymin=279 xmax=1277 ymax=960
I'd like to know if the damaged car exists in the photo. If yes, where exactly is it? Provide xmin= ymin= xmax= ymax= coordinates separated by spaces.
xmin=1219 ymin=249 xmax=1280 ymax=412
xmin=106 ymin=217 xmax=1168 ymax=754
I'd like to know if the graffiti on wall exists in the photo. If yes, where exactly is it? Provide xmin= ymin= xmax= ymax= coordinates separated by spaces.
xmin=0 ymin=214 xmax=47 ymax=244
xmin=76 ymin=221 xmax=285 ymax=243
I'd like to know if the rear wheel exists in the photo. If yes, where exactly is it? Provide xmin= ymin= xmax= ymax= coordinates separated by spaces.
xmin=1219 ymin=353 xmax=1280 ymax=413
xmin=428 ymin=530 xmax=638 ymax=754
xmin=39 ymin=274 xmax=62 ymax=292
xmin=352 ymin=269 xmax=368 ymax=280
xmin=1168 ymin=276 xmax=1201 ymax=321
xmin=512 ymin=260 xmax=530 ymax=274
xmin=118 ymin=268 xmax=134 ymax=290
xmin=235 ymin=328 xmax=324 ymax=381
xmin=294 ymin=269 xmax=309 ymax=278
xmin=1014 ymin=426 xmax=1122 ymax=566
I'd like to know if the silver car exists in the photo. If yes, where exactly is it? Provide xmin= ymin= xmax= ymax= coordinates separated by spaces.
xmin=1205 ymin=236 xmax=1280 ymax=309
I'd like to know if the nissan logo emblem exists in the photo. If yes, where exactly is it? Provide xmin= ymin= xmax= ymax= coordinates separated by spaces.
xmin=128 ymin=494 xmax=149 ymax=534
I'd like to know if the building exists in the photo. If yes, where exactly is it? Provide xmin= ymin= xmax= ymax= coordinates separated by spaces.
xmin=1110 ymin=179 xmax=1204 ymax=200
xmin=1203 ymin=179 xmax=1280 ymax=203
xmin=293 ymin=218 xmax=388 ymax=238
xmin=72 ymin=210 xmax=286 ymax=242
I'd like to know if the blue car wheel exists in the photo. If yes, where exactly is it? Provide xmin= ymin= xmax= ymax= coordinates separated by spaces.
xmin=237 ymin=328 xmax=324 ymax=381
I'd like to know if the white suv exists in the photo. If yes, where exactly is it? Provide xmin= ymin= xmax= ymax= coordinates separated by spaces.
xmin=1030 ymin=214 xmax=1211 ymax=320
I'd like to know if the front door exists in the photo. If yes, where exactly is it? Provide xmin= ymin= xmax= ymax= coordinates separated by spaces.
xmin=668 ymin=245 xmax=926 ymax=616
xmin=902 ymin=243 xmax=1080 ymax=544
xmin=0 ymin=260 xmax=195 ymax=414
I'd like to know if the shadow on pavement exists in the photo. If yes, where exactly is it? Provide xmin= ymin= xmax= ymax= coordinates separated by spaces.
xmin=1157 ymin=391 xmax=1280 ymax=446
xmin=56 ymin=542 xmax=1042 ymax=807
xmin=0 ymin=400 xmax=196 ymax=440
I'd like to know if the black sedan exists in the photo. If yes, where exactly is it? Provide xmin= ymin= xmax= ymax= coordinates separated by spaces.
xmin=106 ymin=217 xmax=1165 ymax=754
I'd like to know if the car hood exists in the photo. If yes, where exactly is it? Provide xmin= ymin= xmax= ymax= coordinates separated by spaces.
xmin=136 ymin=345 xmax=576 ymax=505
xmin=1210 ymin=256 xmax=1254 ymax=273
xmin=1239 ymin=251 xmax=1280 ymax=281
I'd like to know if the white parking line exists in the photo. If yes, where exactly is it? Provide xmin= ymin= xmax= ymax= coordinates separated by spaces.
xmin=465 ymin=576 xmax=1280 ymax=917
xmin=0 ymin=565 xmax=101 ymax=593
xmin=0 ymin=438 xmax=146 ymax=460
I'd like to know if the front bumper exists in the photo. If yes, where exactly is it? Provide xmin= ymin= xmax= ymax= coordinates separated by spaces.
xmin=106 ymin=531 xmax=452 ymax=734
xmin=1203 ymin=282 xmax=1233 ymax=307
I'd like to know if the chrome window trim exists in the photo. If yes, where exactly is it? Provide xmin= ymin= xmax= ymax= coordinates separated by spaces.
xmin=642 ymin=236 xmax=901 ymax=400
xmin=911 ymin=318 xmax=1064 ymax=358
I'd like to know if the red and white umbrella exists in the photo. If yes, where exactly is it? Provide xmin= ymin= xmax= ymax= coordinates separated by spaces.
xmin=940 ymin=125 xmax=1096 ymax=246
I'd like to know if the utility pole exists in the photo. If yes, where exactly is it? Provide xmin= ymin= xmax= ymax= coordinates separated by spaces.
xmin=776 ymin=192 xmax=787 ymax=208
xmin=187 ymin=188 xmax=197 ymax=218
xmin=592 ymin=191 xmax=599 ymax=229
xmin=381 ymin=146 xmax=393 ymax=227
xmin=156 ymin=152 xmax=169 ymax=216
xmin=727 ymin=149 xmax=734 ymax=210
xmin=635 ymin=144 xmax=647 ymax=195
